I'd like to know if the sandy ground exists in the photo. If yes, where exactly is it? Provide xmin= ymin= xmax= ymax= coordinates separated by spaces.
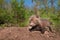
xmin=0 ymin=27 xmax=60 ymax=40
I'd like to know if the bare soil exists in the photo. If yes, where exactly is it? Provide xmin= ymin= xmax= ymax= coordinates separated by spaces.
xmin=0 ymin=27 xmax=60 ymax=40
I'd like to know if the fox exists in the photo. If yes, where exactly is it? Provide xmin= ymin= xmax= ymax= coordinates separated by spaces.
xmin=28 ymin=15 xmax=53 ymax=34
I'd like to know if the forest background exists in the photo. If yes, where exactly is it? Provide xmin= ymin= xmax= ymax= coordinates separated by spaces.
xmin=0 ymin=0 xmax=60 ymax=32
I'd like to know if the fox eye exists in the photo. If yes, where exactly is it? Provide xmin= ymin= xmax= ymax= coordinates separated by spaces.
xmin=30 ymin=25 xmax=33 ymax=26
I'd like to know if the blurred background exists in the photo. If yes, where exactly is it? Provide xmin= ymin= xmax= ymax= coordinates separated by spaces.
xmin=0 ymin=0 xmax=60 ymax=32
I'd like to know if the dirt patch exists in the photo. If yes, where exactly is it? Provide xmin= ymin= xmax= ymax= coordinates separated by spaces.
xmin=0 ymin=27 xmax=60 ymax=40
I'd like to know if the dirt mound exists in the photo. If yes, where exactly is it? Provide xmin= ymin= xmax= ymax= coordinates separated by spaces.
xmin=0 ymin=27 xmax=60 ymax=40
